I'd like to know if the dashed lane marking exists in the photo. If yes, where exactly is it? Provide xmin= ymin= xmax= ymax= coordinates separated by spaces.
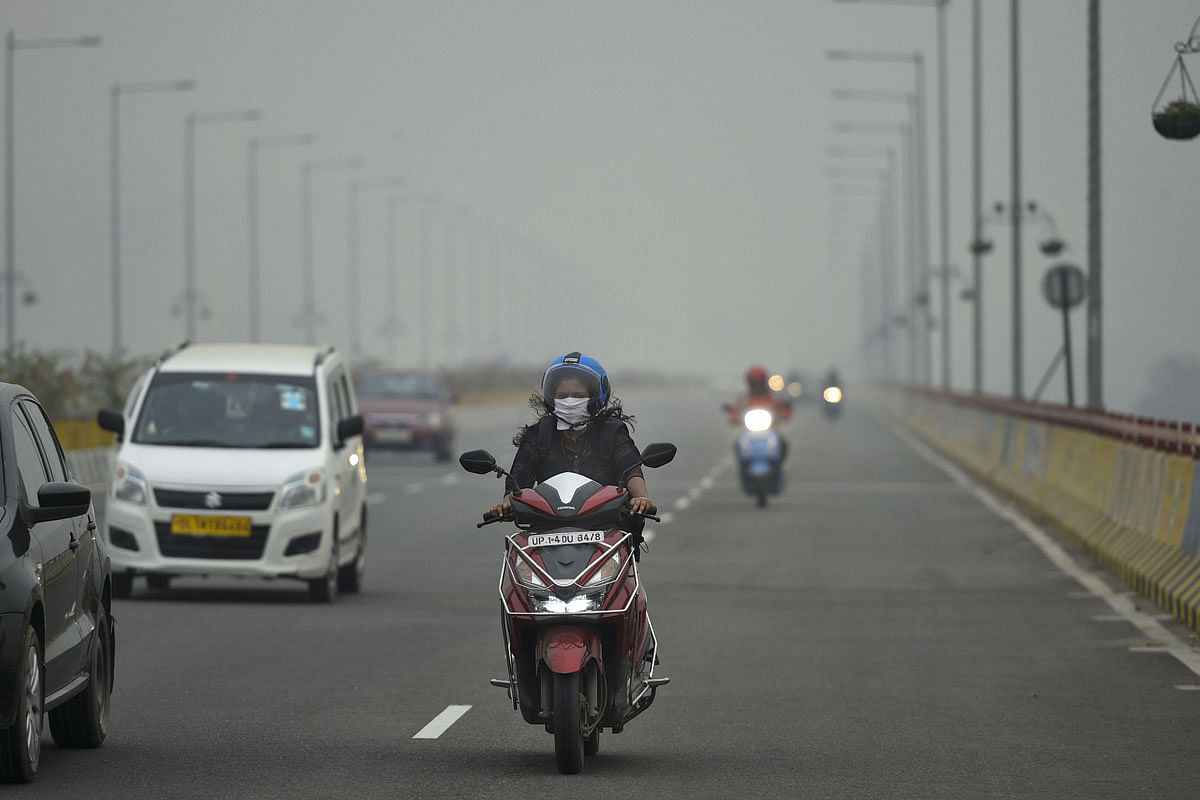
xmin=413 ymin=705 xmax=472 ymax=739
xmin=366 ymin=493 xmax=388 ymax=506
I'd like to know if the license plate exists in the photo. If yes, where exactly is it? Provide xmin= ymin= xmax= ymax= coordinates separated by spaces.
xmin=170 ymin=514 xmax=252 ymax=537
xmin=526 ymin=531 xmax=604 ymax=548
xmin=376 ymin=428 xmax=413 ymax=443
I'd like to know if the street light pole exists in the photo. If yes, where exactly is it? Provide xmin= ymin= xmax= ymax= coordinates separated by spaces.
xmin=299 ymin=156 xmax=364 ymax=345
xmin=347 ymin=175 xmax=403 ymax=360
xmin=110 ymin=79 xmax=195 ymax=356
xmin=5 ymin=30 xmax=101 ymax=350
xmin=184 ymin=109 xmax=262 ymax=341
xmin=834 ymin=118 xmax=919 ymax=384
xmin=971 ymin=0 xmax=983 ymax=394
xmin=1086 ymin=0 xmax=1102 ymax=409
xmin=247 ymin=133 xmax=315 ymax=343
xmin=1010 ymin=0 xmax=1023 ymax=398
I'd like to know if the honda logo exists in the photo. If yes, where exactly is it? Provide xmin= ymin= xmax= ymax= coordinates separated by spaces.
xmin=204 ymin=491 xmax=223 ymax=509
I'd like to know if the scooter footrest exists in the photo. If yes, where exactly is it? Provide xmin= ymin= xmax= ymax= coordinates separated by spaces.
xmin=646 ymin=677 xmax=670 ymax=688
xmin=489 ymin=678 xmax=512 ymax=689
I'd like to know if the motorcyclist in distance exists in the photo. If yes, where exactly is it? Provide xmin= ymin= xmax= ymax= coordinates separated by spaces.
xmin=728 ymin=365 xmax=793 ymax=423
xmin=728 ymin=364 xmax=791 ymax=459
xmin=490 ymin=352 xmax=653 ymax=518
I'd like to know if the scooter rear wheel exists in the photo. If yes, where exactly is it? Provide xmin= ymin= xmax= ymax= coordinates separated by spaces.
xmin=552 ymin=672 xmax=585 ymax=774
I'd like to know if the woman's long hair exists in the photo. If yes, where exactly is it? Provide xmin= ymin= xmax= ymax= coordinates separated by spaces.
xmin=512 ymin=392 xmax=636 ymax=446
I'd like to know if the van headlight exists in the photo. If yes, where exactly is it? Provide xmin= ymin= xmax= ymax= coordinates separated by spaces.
xmin=113 ymin=463 xmax=148 ymax=506
xmin=279 ymin=469 xmax=327 ymax=509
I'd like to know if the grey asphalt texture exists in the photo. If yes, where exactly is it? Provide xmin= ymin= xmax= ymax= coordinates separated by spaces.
xmin=23 ymin=390 xmax=1200 ymax=798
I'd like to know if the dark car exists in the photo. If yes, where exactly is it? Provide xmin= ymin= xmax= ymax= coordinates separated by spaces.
xmin=356 ymin=370 xmax=456 ymax=461
xmin=0 ymin=383 xmax=115 ymax=782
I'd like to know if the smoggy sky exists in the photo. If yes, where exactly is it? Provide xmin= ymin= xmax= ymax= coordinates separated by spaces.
xmin=5 ymin=1 xmax=1199 ymax=412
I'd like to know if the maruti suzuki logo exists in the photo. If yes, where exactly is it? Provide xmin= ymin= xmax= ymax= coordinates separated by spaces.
xmin=205 ymin=491 xmax=223 ymax=509
xmin=557 ymin=506 xmax=576 ymax=511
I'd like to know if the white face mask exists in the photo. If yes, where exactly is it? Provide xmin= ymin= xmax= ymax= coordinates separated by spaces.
xmin=553 ymin=397 xmax=591 ymax=430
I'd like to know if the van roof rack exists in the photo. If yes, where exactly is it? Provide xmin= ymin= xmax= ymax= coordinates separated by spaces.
xmin=155 ymin=340 xmax=190 ymax=365
xmin=314 ymin=345 xmax=336 ymax=367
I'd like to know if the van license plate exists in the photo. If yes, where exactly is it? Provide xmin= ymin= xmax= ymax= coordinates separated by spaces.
xmin=171 ymin=514 xmax=252 ymax=537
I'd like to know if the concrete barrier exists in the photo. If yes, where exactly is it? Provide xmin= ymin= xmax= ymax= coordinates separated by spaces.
xmin=887 ymin=389 xmax=1200 ymax=633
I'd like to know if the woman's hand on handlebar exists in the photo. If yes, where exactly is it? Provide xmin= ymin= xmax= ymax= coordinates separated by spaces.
xmin=489 ymin=494 xmax=513 ymax=519
xmin=627 ymin=495 xmax=654 ymax=515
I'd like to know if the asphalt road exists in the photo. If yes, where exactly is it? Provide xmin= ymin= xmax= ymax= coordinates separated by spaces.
xmin=24 ymin=389 xmax=1200 ymax=798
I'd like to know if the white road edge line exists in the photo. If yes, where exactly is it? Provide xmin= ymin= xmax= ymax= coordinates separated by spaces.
xmin=413 ymin=705 xmax=472 ymax=739
xmin=892 ymin=422 xmax=1200 ymax=681
xmin=366 ymin=492 xmax=388 ymax=506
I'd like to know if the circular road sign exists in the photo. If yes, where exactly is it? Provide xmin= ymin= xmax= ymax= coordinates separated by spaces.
xmin=1042 ymin=263 xmax=1086 ymax=310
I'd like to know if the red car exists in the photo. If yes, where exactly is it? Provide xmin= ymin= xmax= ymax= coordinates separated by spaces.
xmin=355 ymin=370 xmax=456 ymax=461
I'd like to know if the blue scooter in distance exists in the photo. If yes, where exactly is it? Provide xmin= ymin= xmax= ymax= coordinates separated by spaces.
xmin=734 ymin=408 xmax=784 ymax=508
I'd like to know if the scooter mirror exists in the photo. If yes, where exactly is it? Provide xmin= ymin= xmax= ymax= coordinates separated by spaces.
xmin=459 ymin=449 xmax=498 ymax=474
xmin=640 ymin=442 xmax=677 ymax=469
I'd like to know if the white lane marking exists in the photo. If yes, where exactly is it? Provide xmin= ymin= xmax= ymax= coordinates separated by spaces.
xmin=1093 ymin=614 xmax=1175 ymax=623
xmin=1174 ymin=684 xmax=1200 ymax=691
xmin=413 ymin=705 xmax=472 ymax=739
xmin=439 ymin=473 xmax=460 ymax=486
xmin=657 ymin=512 xmax=674 ymax=525
xmin=366 ymin=492 xmax=388 ymax=506
xmin=643 ymin=529 xmax=657 ymax=543
xmin=699 ymin=476 xmax=714 ymax=490
xmin=687 ymin=486 xmax=702 ymax=500
xmin=1130 ymin=646 xmax=1171 ymax=654
xmin=894 ymin=423 xmax=1200 ymax=681
xmin=673 ymin=497 xmax=691 ymax=511
xmin=406 ymin=483 xmax=424 ymax=494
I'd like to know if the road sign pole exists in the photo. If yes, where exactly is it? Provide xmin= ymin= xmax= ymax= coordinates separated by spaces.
xmin=1060 ymin=269 xmax=1074 ymax=406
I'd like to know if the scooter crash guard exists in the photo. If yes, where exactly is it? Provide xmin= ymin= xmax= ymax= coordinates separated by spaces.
xmin=538 ymin=625 xmax=603 ymax=674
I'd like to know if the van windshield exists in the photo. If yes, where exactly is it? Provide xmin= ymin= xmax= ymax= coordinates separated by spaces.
xmin=132 ymin=372 xmax=321 ymax=448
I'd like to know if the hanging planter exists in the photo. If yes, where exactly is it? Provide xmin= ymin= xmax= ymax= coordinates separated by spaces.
xmin=1152 ymin=16 xmax=1200 ymax=140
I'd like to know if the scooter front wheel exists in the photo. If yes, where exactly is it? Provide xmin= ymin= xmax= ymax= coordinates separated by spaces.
xmin=552 ymin=671 xmax=585 ymax=774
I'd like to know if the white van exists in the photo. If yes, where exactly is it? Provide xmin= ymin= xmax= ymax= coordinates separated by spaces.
xmin=97 ymin=343 xmax=367 ymax=602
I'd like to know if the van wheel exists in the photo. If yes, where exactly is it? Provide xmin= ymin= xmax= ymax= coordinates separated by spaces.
xmin=0 ymin=628 xmax=43 ymax=782
xmin=337 ymin=510 xmax=366 ymax=594
xmin=146 ymin=574 xmax=171 ymax=591
xmin=308 ymin=537 xmax=339 ymax=603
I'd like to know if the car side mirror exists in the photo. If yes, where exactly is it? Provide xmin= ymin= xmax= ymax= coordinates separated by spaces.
xmin=640 ymin=442 xmax=677 ymax=469
xmin=97 ymin=408 xmax=125 ymax=436
xmin=27 ymin=481 xmax=92 ymax=524
xmin=459 ymin=449 xmax=498 ymax=474
xmin=336 ymin=414 xmax=364 ymax=445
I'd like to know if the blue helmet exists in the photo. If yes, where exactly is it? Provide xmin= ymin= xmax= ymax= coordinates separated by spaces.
xmin=541 ymin=352 xmax=610 ymax=416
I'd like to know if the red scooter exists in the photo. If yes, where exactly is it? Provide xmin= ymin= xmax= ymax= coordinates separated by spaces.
xmin=459 ymin=443 xmax=676 ymax=774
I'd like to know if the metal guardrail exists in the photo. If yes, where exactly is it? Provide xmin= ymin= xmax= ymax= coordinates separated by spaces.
xmin=901 ymin=387 xmax=1200 ymax=457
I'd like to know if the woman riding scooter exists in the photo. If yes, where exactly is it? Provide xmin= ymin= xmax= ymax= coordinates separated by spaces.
xmin=490 ymin=352 xmax=654 ymax=518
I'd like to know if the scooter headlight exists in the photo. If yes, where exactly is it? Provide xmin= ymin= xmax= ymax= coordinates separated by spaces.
xmin=823 ymin=386 xmax=843 ymax=404
xmin=744 ymin=409 xmax=773 ymax=432
xmin=583 ymin=552 xmax=621 ymax=587
xmin=531 ymin=592 xmax=605 ymax=613
xmin=514 ymin=557 xmax=547 ymax=589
